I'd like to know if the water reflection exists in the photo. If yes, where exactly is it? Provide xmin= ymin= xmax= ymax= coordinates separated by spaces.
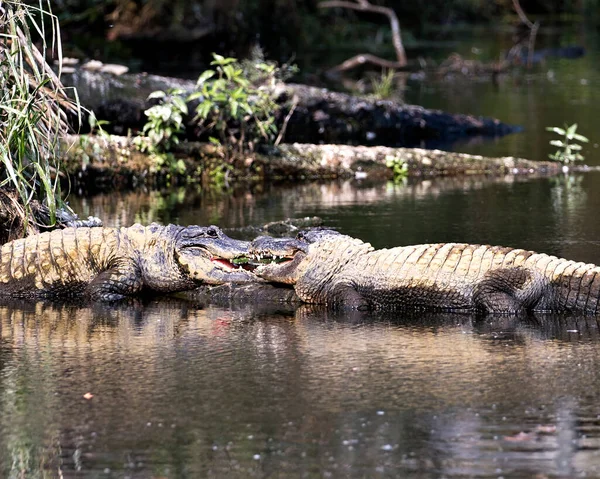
xmin=2 ymin=297 xmax=600 ymax=477
xmin=68 ymin=171 xmax=600 ymax=264
xmin=69 ymin=175 xmax=562 ymax=229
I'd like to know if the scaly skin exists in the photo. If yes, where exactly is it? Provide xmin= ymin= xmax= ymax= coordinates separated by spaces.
xmin=249 ymin=230 xmax=600 ymax=314
xmin=0 ymin=223 xmax=256 ymax=301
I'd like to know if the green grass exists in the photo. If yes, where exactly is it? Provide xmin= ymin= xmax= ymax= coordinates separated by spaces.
xmin=0 ymin=1 xmax=80 ymax=226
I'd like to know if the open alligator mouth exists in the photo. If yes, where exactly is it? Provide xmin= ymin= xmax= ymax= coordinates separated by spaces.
xmin=213 ymin=253 xmax=295 ymax=270
xmin=210 ymin=256 xmax=257 ymax=271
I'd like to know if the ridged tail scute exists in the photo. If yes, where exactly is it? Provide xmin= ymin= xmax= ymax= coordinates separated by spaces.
xmin=551 ymin=262 xmax=600 ymax=314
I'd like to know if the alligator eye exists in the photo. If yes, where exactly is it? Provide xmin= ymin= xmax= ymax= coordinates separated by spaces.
xmin=206 ymin=227 xmax=219 ymax=237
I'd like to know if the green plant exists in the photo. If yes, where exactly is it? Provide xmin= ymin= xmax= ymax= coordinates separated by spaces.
xmin=139 ymin=88 xmax=188 ymax=152
xmin=188 ymin=53 xmax=280 ymax=157
xmin=546 ymin=124 xmax=589 ymax=165
xmin=370 ymin=69 xmax=397 ymax=99
xmin=134 ymin=88 xmax=187 ymax=174
xmin=0 ymin=1 xmax=80 ymax=224
xmin=385 ymin=155 xmax=409 ymax=182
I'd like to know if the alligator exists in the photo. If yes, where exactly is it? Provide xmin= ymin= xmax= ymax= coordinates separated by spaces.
xmin=0 ymin=223 xmax=256 ymax=301
xmin=249 ymin=229 xmax=600 ymax=314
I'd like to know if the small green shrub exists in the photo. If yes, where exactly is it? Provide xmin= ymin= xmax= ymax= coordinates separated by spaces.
xmin=188 ymin=53 xmax=280 ymax=157
xmin=138 ymin=52 xmax=291 ymax=168
xmin=0 ymin=1 xmax=81 ymax=224
xmin=385 ymin=155 xmax=409 ymax=182
xmin=546 ymin=124 xmax=589 ymax=165
xmin=139 ymin=89 xmax=187 ymax=152
xmin=134 ymin=88 xmax=187 ymax=174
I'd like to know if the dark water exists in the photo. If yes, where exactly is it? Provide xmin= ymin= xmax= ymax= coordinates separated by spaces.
xmin=403 ymin=27 xmax=600 ymax=166
xmin=7 ymin=30 xmax=600 ymax=478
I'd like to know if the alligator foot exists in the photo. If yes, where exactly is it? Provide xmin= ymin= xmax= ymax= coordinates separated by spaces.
xmin=472 ymin=267 xmax=547 ymax=314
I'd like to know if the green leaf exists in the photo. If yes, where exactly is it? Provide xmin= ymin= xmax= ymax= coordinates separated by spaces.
xmin=187 ymin=92 xmax=203 ymax=101
xmin=196 ymin=69 xmax=215 ymax=86
xmin=550 ymin=140 xmax=566 ymax=147
xmin=196 ymin=102 xmax=212 ymax=119
xmin=233 ymin=76 xmax=250 ymax=87
xmin=210 ymin=54 xmax=237 ymax=66
xmin=566 ymin=123 xmax=578 ymax=138
xmin=572 ymin=133 xmax=589 ymax=143
xmin=171 ymin=96 xmax=188 ymax=115
xmin=148 ymin=90 xmax=166 ymax=100
xmin=241 ymin=103 xmax=254 ymax=115
xmin=546 ymin=127 xmax=566 ymax=135
xmin=159 ymin=106 xmax=172 ymax=122
xmin=172 ymin=112 xmax=183 ymax=127
xmin=223 ymin=64 xmax=235 ymax=79
xmin=230 ymin=87 xmax=246 ymax=100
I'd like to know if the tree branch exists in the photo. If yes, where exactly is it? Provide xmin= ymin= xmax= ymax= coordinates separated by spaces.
xmin=318 ymin=0 xmax=406 ymax=72
xmin=512 ymin=0 xmax=538 ymax=68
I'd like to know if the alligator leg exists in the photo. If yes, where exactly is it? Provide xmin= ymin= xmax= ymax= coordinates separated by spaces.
xmin=472 ymin=267 xmax=546 ymax=314
xmin=329 ymin=281 xmax=370 ymax=310
xmin=85 ymin=263 xmax=143 ymax=301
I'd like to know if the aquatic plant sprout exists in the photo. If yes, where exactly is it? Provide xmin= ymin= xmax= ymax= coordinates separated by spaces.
xmin=546 ymin=123 xmax=589 ymax=165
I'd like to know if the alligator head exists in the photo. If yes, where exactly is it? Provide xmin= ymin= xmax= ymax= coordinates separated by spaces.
xmin=248 ymin=228 xmax=343 ymax=284
xmin=174 ymin=225 xmax=258 ymax=285
xmin=140 ymin=224 xmax=259 ymax=292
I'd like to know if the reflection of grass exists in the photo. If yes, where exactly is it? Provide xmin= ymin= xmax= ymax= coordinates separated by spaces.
xmin=7 ymin=440 xmax=60 ymax=478
xmin=134 ymin=188 xmax=188 ymax=225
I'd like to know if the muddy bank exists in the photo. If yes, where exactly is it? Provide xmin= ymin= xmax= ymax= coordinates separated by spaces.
xmin=63 ymin=71 xmax=519 ymax=148
xmin=59 ymin=134 xmax=592 ymax=191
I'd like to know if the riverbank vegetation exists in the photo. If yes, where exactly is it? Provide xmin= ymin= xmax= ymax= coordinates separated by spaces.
xmin=0 ymin=1 xmax=81 ymax=240
xmin=136 ymin=53 xmax=288 ymax=166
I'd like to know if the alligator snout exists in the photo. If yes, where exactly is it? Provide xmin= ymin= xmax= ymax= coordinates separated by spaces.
xmin=248 ymin=235 xmax=309 ymax=263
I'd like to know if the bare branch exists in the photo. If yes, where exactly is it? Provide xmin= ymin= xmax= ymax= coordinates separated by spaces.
xmin=512 ymin=0 xmax=538 ymax=68
xmin=319 ymin=0 xmax=406 ymax=72
xmin=275 ymin=96 xmax=298 ymax=146
xmin=512 ymin=0 xmax=534 ymax=28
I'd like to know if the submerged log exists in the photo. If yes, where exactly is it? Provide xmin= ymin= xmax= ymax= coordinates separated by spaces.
xmin=58 ymin=134 xmax=593 ymax=191
xmin=62 ymin=70 xmax=518 ymax=148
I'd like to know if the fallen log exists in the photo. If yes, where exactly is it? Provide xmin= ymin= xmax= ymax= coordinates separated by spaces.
xmin=58 ymin=134 xmax=594 ymax=191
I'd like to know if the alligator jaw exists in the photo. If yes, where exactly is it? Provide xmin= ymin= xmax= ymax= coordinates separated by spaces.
xmin=250 ymin=252 xmax=294 ymax=263
xmin=247 ymin=251 xmax=306 ymax=285
xmin=212 ymin=256 xmax=258 ymax=272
